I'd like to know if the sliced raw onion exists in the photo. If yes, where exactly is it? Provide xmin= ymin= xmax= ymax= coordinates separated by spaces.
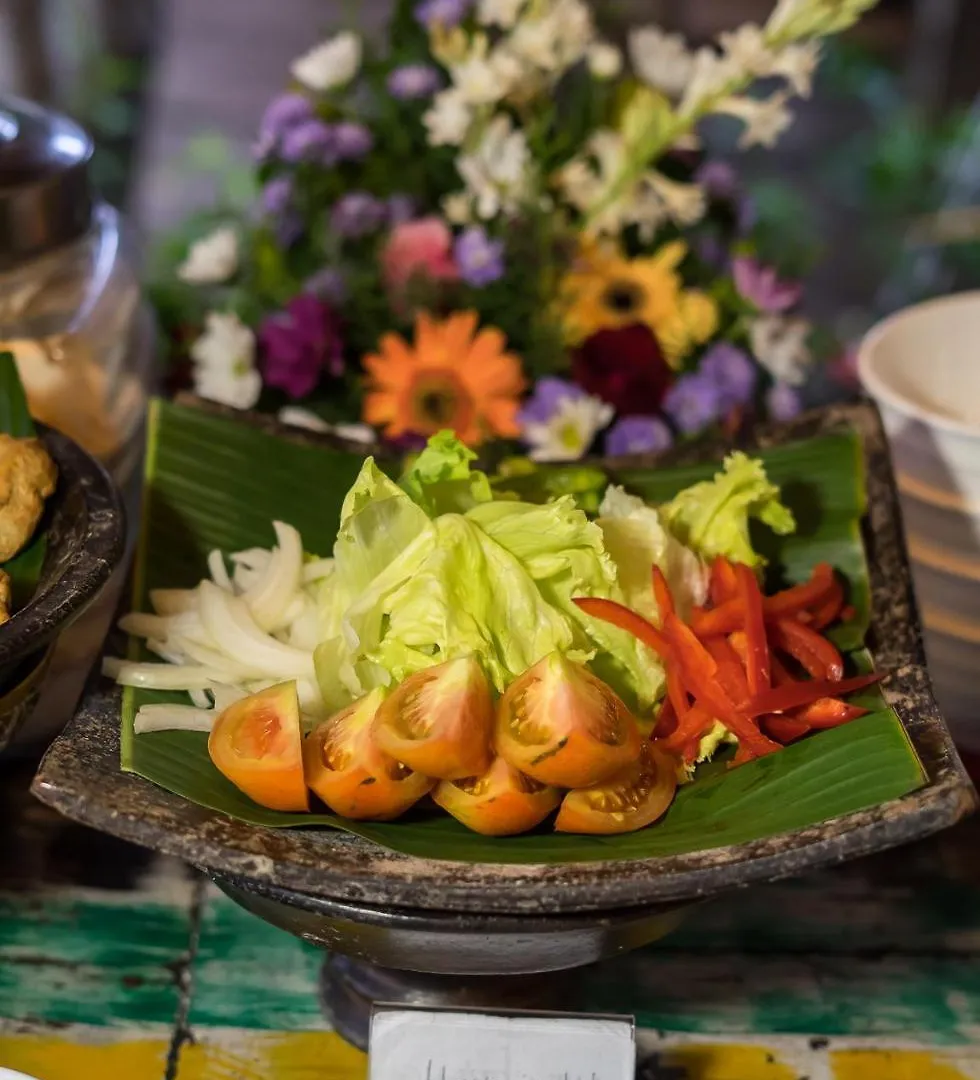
xmin=149 ymin=588 xmax=198 ymax=615
xmin=134 ymin=703 xmax=216 ymax=734
xmin=103 ymin=658 xmax=224 ymax=690
xmin=119 ymin=613 xmax=171 ymax=640
xmin=197 ymin=581 xmax=313 ymax=679
xmin=302 ymin=558 xmax=334 ymax=583
xmin=212 ymin=684 xmax=248 ymax=712
xmin=189 ymin=688 xmax=211 ymax=709
xmin=242 ymin=521 xmax=303 ymax=632
xmin=208 ymin=550 xmax=234 ymax=592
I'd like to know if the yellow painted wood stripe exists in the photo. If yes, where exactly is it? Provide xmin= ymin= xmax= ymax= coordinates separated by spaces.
xmin=176 ymin=1030 xmax=367 ymax=1079
xmin=6 ymin=1027 xmax=980 ymax=1078
xmin=0 ymin=1030 xmax=171 ymax=1080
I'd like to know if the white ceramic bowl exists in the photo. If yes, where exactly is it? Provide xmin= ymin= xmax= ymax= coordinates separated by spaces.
xmin=859 ymin=291 xmax=980 ymax=750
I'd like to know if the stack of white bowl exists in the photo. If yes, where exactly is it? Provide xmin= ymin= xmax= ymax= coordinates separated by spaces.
xmin=859 ymin=291 xmax=980 ymax=752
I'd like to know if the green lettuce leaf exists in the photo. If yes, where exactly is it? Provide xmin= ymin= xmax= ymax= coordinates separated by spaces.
xmin=596 ymin=486 xmax=708 ymax=623
xmin=399 ymin=429 xmax=493 ymax=517
xmin=660 ymin=452 xmax=796 ymax=569
xmin=467 ymin=497 xmax=665 ymax=709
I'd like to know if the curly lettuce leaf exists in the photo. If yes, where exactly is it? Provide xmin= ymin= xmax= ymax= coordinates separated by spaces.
xmin=660 ymin=452 xmax=795 ymax=569
xmin=399 ymin=429 xmax=492 ymax=517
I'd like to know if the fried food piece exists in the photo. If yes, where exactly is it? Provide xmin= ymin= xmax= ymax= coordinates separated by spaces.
xmin=0 ymin=434 xmax=57 ymax=562
xmin=0 ymin=568 xmax=10 ymax=625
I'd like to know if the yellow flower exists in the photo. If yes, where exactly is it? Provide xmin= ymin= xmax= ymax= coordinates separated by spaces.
xmin=556 ymin=240 xmax=718 ymax=365
xmin=363 ymin=311 xmax=526 ymax=446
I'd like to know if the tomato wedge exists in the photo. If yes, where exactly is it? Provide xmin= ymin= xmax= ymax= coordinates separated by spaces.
xmin=496 ymin=652 xmax=642 ymax=788
xmin=433 ymin=757 xmax=562 ymax=836
xmin=208 ymin=682 xmax=309 ymax=812
xmin=372 ymin=656 xmax=493 ymax=781
xmin=555 ymin=745 xmax=677 ymax=835
xmin=304 ymin=689 xmax=433 ymax=820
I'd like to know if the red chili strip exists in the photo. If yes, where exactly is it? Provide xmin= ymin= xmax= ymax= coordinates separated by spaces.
xmin=572 ymin=597 xmax=670 ymax=659
xmin=743 ymin=673 xmax=882 ymax=718
xmin=764 ymin=563 xmax=836 ymax=617
xmin=793 ymin=697 xmax=869 ymax=728
xmin=806 ymin=578 xmax=845 ymax=630
xmin=665 ymin=614 xmax=780 ymax=759
xmin=652 ymin=565 xmax=675 ymax=622
xmin=770 ymin=617 xmax=844 ymax=681
xmin=710 ymin=556 xmax=738 ymax=607
xmin=764 ymin=715 xmax=812 ymax=743
xmin=735 ymin=562 xmax=770 ymax=696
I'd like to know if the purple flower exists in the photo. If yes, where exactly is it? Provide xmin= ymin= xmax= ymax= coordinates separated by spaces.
xmin=387 ymin=194 xmax=416 ymax=226
xmin=330 ymin=192 xmax=387 ymax=238
xmin=414 ymin=0 xmax=470 ymax=28
xmin=453 ymin=226 xmax=505 ymax=287
xmin=332 ymin=121 xmax=373 ymax=159
xmin=304 ymin=267 xmax=347 ymax=305
xmin=606 ymin=416 xmax=673 ymax=457
xmin=280 ymin=118 xmax=336 ymax=163
xmin=699 ymin=343 xmax=757 ymax=411
xmin=695 ymin=160 xmax=739 ymax=200
xmin=517 ymin=377 xmax=583 ymax=427
xmin=387 ymin=64 xmax=442 ymax=100
xmin=259 ymin=294 xmax=344 ymax=399
xmin=663 ymin=373 xmax=723 ymax=434
xmin=254 ymin=92 xmax=314 ymax=158
xmin=260 ymin=176 xmax=293 ymax=217
xmin=767 ymin=382 xmax=803 ymax=422
xmin=733 ymin=256 xmax=802 ymax=313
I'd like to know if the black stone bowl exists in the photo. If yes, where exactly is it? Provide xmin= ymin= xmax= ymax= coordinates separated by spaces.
xmin=0 ymin=425 xmax=126 ymax=751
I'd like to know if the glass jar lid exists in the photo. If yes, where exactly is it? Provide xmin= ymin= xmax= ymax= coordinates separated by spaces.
xmin=0 ymin=96 xmax=94 ymax=270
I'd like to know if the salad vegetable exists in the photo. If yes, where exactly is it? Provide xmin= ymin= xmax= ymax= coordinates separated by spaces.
xmin=108 ymin=432 xmax=882 ymax=837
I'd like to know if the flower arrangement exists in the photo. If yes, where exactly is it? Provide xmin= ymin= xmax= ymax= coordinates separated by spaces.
xmin=152 ymin=0 xmax=878 ymax=460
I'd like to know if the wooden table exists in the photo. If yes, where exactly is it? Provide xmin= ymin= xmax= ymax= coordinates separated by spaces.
xmin=3 ymin=751 xmax=980 ymax=1080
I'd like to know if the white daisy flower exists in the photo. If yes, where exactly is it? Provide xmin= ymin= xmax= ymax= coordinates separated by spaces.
xmin=290 ymin=31 xmax=362 ymax=91
xmin=523 ymin=393 xmax=614 ymax=462
xmin=177 ymin=227 xmax=239 ymax=285
xmin=190 ymin=312 xmax=261 ymax=410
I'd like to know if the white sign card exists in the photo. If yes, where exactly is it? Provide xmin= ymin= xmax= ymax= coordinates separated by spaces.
xmin=368 ymin=1005 xmax=635 ymax=1080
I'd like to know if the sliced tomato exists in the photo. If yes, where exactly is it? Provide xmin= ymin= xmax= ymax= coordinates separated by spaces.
xmin=208 ymin=681 xmax=309 ymax=812
xmin=304 ymin=689 xmax=433 ymax=820
xmin=371 ymin=656 xmax=493 ymax=781
xmin=554 ymin=745 xmax=677 ymax=835
xmin=433 ymin=757 xmax=562 ymax=836
xmin=496 ymin=652 xmax=642 ymax=788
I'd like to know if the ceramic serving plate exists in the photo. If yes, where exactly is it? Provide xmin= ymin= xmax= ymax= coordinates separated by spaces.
xmin=29 ymin=399 xmax=975 ymax=917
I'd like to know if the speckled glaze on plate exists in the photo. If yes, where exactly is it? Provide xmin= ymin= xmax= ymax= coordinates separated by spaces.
xmin=31 ymin=401 xmax=977 ymax=915
xmin=0 ymin=425 xmax=126 ymax=750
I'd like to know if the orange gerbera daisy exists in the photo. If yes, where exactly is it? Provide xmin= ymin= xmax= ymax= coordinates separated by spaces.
xmin=363 ymin=311 xmax=526 ymax=446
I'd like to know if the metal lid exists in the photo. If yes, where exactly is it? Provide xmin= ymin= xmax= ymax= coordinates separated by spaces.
xmin=0 ymin=96 xmax=94 ymax=269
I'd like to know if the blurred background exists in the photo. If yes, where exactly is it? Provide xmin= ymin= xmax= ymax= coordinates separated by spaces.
xmin=3 ymin=0 xmax=980 ymax=346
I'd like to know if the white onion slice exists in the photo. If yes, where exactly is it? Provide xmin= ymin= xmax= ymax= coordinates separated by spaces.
xmin=189 ymin=688 xmax=211 ymax=709
xmin=103 ymin=658 xmax=223 ymax=690
xmin=119 ymin=613 xmax=171 ymax=640
xmin=149 ymin=588 xmax=198 ymax=615
xmin=212 ymin=684 xmax=248 ymax=712
xmin=302 ymin=558 xmax=334 ymax=583
xmin=208 ymin=550 xmax=234 ymax=592
xmin=197 ymin=581 xmax=313 ymax=679
xmin=242 ymin=521 xmax=303 ymax=632
xmin=231 ymin=547 xmax=272 ymax=569
xmin=134 ymin=704 xmax=216 ymax=734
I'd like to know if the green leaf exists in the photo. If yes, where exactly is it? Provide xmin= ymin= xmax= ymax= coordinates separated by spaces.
xmin=120 ymin=400 xmax=924 ymax=864
xmin=0 ymin=352 xmax=46 ymax=613
xmin=0 ymin=351 xmax=35 ymax=437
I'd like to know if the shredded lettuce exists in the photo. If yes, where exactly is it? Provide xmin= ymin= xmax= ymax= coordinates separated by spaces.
xmin=660 ymin=451 xmax=795 ymax=569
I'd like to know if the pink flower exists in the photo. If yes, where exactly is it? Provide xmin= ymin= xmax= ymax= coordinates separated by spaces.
xmin=381 ymin=217 xmax=459 ymax=296
xmin=733 ymin=255 xmax=802 ymax=313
